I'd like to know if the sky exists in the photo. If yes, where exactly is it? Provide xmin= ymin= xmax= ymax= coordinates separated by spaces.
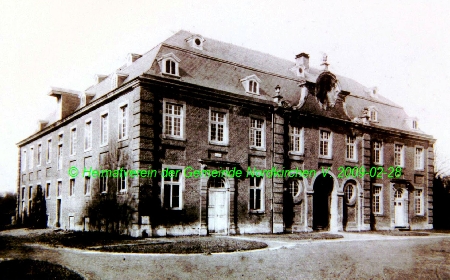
xmin=0 ymin=0 xmax=449 ymax=193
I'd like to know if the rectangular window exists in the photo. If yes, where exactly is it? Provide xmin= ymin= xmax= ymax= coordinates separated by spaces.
xmin=414 ymin=189 xmax=424 ymax=215
xmin=22 ymin=150 xmax=27 ymax=171
xmin=57 ymin=181 xmax=62 ymax=197
xmin=249 ymin=176 xmax=264 ymax=212
xmin=46 ymin=139 xmax=52 ymax=163
xmin=346 ymin=135 xmax=356 ymax=161
xmin=46 ymin=183 xmax=50 ymax=198
xmin=210 ymin=110 xmax=228 ymax=144
xmin=70 ymin=127 xmax=77 ymax=155
xmin=162 ymin=168 xmax=183 ymax=209
xmin=37 ymin=144 xmax=42 ymax=166
xmin=373 ymin=185 xmax=382 ymax=214
xmin=118 ymin=104 xmax=128 ymax=140
xmin=394 ymin=144 xmax=404 ymax=167
xmin=28 ymin=186 xmax=32 ymax=200
xmin=319 ymin=130 xmax=332 ymax=158
xmin=373 ymin=141 xmax=383 ymax=165
xmin=84 ymin=121 xmax=92 ymax=150
xmin=57 ymin=144 xmax=63 ymax=170
xmin=118 ymin=168 xmax=127 ymax=192
xmin=29 ymin=147 xmax=34 ymax=169
xmin=415 ymin=147 xmax=424 ymax=170
xmin=69 ymin=178 xmax=75 ymax=196
xmin=84 ymin=176 xmax=91 ymax=195
xmin=100 ymin=113 xmax=108 ymax=146
xmin=100 ymin=176 xmax=107 ymax=193
xmin=22 ymin=187 xmax=25 ymax=200
xmin=164 ymin=102 xmax=183 ymax=138
xmin=250 ymin=118 xmax=265 ymax=149
xmin=289 ymin=126 xmax=304 ymax=154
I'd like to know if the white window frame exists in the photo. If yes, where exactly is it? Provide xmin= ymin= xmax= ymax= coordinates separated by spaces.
xmin=70 ymin=126 xmax=77 ymax=155
xmin=100 ymin=176 xmax=108 ymax=193
xmin=161 ymin=165 xmax=184 ymax=210
xmin=45 ymin=181 xmax=51 ymax=199
xmin=29 ymin=146 xmax=34 ymax=169
xmin=69 ymin=178 xmax=75 ymax=196
xmin=100 ymin=111 xmax=109 ymax=146
xmin=118 ymin=103 xmax=129 ymax=141
xmin=118 ymin=167 xmax=127 ymax=193
xmin=240 ymin=74 xmax=261 ymax=95
xmin=46 ymin=138 xmax=52 ymax=164
xmin=373 ymin=184 xmax=383 ymax=215
xmin=84 ymin=119 xmax=92 ymax=151
xmin=415 ymin=146 xmax=425 ymax=170
xmin=57 ymin=180 xmax=62 ymax=197
xmin=373 ymin=141 xmax=383 ymax=165
xmin=414 ymin=188 xmax=424 ymax=216
xmin=22 ymin=150 xmax=27 ymax=172
xmin=369 ymin=106 xmax=378 ymax=122
xmin=249 ymin=117 xmax=265 ymax=150
xmin=345 ymin=135 xmax=357 ymax=162
xmin=37 ymin=143 xmax=42 ymax=166
xmin=394 ymin=143 xmax=405 ymax=167
xmin=162 ymin=99 xmax=186 ymax=140
xmin=84 ymin=176 xmax=91 ymax=196
xmin=289 ymin=126 xmax=304 ymax=155
xmin=249 ymin=176 xmax=265 ymax=213
xmin=344 ymin=182 xmax=357 ymax=205
xmin=158 ymin=53 xmax=181 ymax=77
xmin=319 ymin=130 xmax=332 ymax=159
xmin=288 ymin=178 xmax=303 ymax=198
xmin=209 ymin=108 xmax=229 ymax=145
xmin=57 ymin=133 xmax=63 ymax=170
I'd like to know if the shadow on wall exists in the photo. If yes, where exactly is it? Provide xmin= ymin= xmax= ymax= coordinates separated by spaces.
xmin=433 ymin=176 xmax=450 ymax=229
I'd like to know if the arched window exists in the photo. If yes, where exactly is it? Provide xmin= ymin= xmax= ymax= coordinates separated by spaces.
xmin=165 ymin=59 xmax=176 ymax=75
xmin=344 ymin=182 xmax=357 ymax=205
xmin=208 ymin=177 xmax=225 ymax=188
xmin=395 ymin=189 xmax=403 ymax=199
xmin=289 ymin=179 xmax=303 ymax=197
xmin=157 ymin=53 xmax=181 ymax=77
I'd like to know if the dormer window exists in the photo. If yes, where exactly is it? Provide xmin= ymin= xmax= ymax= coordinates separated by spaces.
xmin=111 ymin=73 xmax=128 ymax=90
xmin=80 ymin=93 xmax=86 ymax=107
xmin=369 ymin=106 xmax=378 ymax=122
xmin=185 ymin=35 xmax=205 ymax=50
xmin=158 ymin=53 xmax=181 ymax=77
xmin=412 ymin=120 xmax=418 ymax=130
xmin=240 ymin=75 xmax=261 ymax=95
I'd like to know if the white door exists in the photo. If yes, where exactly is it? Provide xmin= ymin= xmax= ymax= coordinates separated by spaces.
xmin=208 ymin=189 xmax=228 ymax=234
xmin=69 ymin=216 xmax=75 ymax=230
xmin=394 ymin=190 xmax=406 ymax=227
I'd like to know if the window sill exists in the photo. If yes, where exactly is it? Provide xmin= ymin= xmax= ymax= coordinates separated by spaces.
xmin=249 ymin=210 xmax=265 ymax=214
xmin=118 ymin=136 xmax=129 ymax=142
xmin=373 ymin=162 xmax=384 ymax=167
xmin=99 ymin=143 xmax=108 ymax=148
xmin=209 ymin=141 xmax=229 ymax=147
xmin=289 ymin=153 xmax=305 ymax=161
xmin=345 ymin=159 xmax=358 ymax=163
xmin=84 ymin=148 xmax=93 ymax=153
xmin=250 ymin=146 xmax=266 ymax=152
xmin=161 ymin=135 xmax=186 ymax=141
xmin=162 ymin=72 xmax=181 ymax=79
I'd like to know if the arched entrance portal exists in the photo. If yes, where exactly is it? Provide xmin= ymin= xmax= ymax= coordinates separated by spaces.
xmin=313 ymin=174 xmax=334 ymax=230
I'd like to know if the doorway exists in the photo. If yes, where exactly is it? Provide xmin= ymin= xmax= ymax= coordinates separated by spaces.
xmin=56 ymin=199 xmax=61 ymax=227
xmin=313 ymin=174 xmax=334 ymax=230
xmin=207 ymin=177 xmax=228 ymax=234
xmin=394 ymin=189 xmax=406 ymax=227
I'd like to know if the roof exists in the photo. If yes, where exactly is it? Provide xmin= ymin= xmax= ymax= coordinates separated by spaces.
xmin=42 ymin=30 xmax=426 ymax=134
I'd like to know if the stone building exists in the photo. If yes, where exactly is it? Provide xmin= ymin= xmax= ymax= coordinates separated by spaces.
xmin=16 ymin=30 xmax=435 ymax=236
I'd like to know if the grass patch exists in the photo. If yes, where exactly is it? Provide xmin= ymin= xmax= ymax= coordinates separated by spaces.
xmin=92 ymin=237 xmax=267 ymax=254
xmin=0 ymin=259 xmax=84 ymax=279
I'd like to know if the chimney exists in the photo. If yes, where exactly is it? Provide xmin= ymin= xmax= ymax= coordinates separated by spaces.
xmin=127 ymin=53 xmax=142 ymax=66
xmin=295 ymin=53 xmax=309 ymax=70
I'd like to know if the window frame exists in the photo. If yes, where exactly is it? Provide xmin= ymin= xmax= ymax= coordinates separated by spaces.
xmin=45 ymin=181 xmax=51 ymax=199
xmin=372 ymin=184 xmax=383 ymax=215
xmin=240 ymin=75 xmax=261 ymax=95
xmin=84 ymin=176 xmax=91 ymax=196
xmin=345 ymin=135 xmax=357 ymax=162
xmin=249 ymin=176 xmax=265 ymax=213
xmin=69 ymin=178 xmax=75 ymax=197
xmin=161 ymin=165 xmax=184 ymax=210
xmin=37 ymin=143 xmax=42 ymax=166
xmin=57 ymin=133 xmax=63 ymax=170
xmin=344 ymin=181 xmax=357 ymax=205
xmin=373 ymin=141 xmax=383 ymax=165
xmin=118 ymin=167 xmax=127 ymax=193
xmin=118 ymin=103 xmax=129 ymax=141
xmin=29 ymin=146 xmax=34 ymax=169
xmin=394 ymin=143 xmax=405 ymax=167
xmin=162 ymin=99 xmax=186 ymax=140
xmin=249 ymin=116 xmax=266 ymax=150
xmin=70 ymin=126 xmax=77 ymax=156
xmin=209 ymin=107 xmax=229 ymax=145
xmin=46 ymin=138 xmax=52 ymax=164
xmin=289 ymin=126 xmax=304 ymax=155
xmin=57 ymin=180 xmax=62 ymax=197
xmin=100 ymin=111 xmax=109 ymax=147
xmin=22 ymin=150 xmax=27 ymax=172
xmin=414 ymin=188 xmax=424 ymax=216
xmin=84 ymin=119 xmax=92 ymax=151
xmin=369 ymin=106 xmax=378 ymax=122
xmin=100 ymin=176 xmax=108 ymax=193
xmin=158 ymin=53 xmax=181 ymax=77
xmin=319 ymin=130 xmax=332 ymax=159
xmin=414 ymin=146 xmax=425 ymax=171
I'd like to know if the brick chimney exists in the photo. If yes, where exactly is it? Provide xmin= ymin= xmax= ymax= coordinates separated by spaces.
xmin=295 ymin=53 xmax=309 ymax=70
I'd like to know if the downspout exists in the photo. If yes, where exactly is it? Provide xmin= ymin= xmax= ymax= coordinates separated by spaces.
xmin=271 ymin=111 xmax=274 ymax=233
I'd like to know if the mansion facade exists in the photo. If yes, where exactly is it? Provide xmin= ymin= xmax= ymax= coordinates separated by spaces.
xmin=16 ymin=30 xmax=435 ymax=236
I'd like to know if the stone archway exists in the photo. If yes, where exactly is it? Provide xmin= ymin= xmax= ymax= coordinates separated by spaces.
xmin=313 ymin=174 xmax=334 ymax=230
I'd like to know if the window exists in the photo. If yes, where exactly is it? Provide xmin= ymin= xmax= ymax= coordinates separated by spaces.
xmin=22 ymin=187 xmax=25 ymax=200
xmin=163 ymin=101 xmax=184 ymax=139
xmin=118 ymin=104 xmax=128 ymax=140
xmin=344 ymin=182 xmax=357 ymax=205
xmin=84 ymin=120 xmax=92 ymax=150
xmin=37 ymin=144 xmax=42 ymax=166
xmin=57 ymin=181 xmax=62 ymax=197
xmin=46 ymin=139 xmax=52 ymax=163
xmin=249 ymin=80 xmax=258 ymax=94
xmin=369 ymin=107 xmax=378 ymax=122
xmin=28 ymin=186 xmax=32 ymax=212
xmin=414 ymin=189 xmax=424 ymax=215
xmin=373 ymin=185 xmax=382 ymax=214
xmin=373 ymin=141 xmax=383 ymax=165
xmin=46 ymin=182 xmax=50 ymax=198
xmin=158 ymin=53 xmax=181 ymax=76
xmin=319 ymin=130 xmax=332 ymax=158
xmin=69 ymin=179 xmax=75 ymax=196
xmin=415 ymin=147 xmax=424 ymax=170
xmin=100 ymin=113 xmax=108 ymax=146
xmin=70 ymin=127 xmax=77 ymax=155
xmin=100 ymin=176 xmax=107 ymax=193
xmin=22 ymin=150 xmax=27 ymax=171
xmin=249 ymin=176 xmax=264 ymax=212
xmin=209 ymin=110 xmax=228 ymax=144
xmin=346 ymin=135 xmax=356 ymax=161
xmin=29 ymin=147 xmax=34 ymax=169
xmin=118 ymin=168 xmax=127 ymax=192
xmin=162 ymin=168 xmax=183 ymax=209
xmin=240 ymin=75 xmax=261 ymax=95
xmin=250 ymin=118 xmax=265 ymax=149
xmin=84 ymin=176 xmax=91 ymax=195
xmin=289 ymin=126 xmax=304 ymax=154
xmin=394 ymin=144 xmax=404 ymax=167
xmin=21 ymin=187 xmax=25 ymax=212
xmin=412 ymin=120 xmax=418 ymax=130
xmin=57 ymin=144 xmax=63 ymax=170
xmin=289 ymin=179 xmax=303 ymax=197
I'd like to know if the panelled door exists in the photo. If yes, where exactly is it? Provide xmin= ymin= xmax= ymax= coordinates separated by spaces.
xmin=208 ymin=189 xmax=228 ymax=234
xmin=394 ymin=189 xmax=406 ymax=227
